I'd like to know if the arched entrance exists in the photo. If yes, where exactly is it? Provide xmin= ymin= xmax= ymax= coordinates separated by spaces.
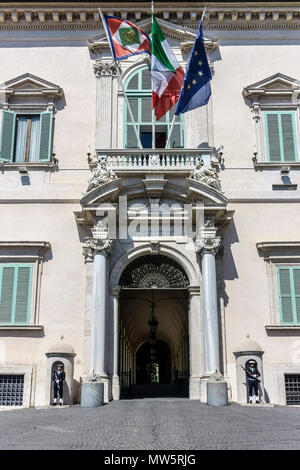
xmin=118 ymin=255 xmax=190 ymax=398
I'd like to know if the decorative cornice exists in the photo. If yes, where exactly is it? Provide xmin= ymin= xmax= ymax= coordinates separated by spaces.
xmin=82 ymin=237 xmax=112 ymax=262
xmin=0 ymin=241 xmax=51 ymax=249
xmin=0 ymin=4 xmax=300 ymax=30
xmin=257 ymin=241 xmax=300 ymax=252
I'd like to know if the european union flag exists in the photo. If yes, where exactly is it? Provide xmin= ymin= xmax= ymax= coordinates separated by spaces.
xmin=175 ymin=21 xmax=212 ymax=115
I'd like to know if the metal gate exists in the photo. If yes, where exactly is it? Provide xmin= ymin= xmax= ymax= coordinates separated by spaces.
xmin=285 ymin=374 xmax=300 ymax=405
xmin=0 ymin=375 xmax=24 ymax=406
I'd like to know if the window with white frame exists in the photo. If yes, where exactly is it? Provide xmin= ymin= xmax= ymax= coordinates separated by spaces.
xmin=0 ymin=263 xmax=33 ymax=325
xmin=243 ymin=73 xmax=300 ymax=164
xmin=0 ymin=111 xmax=53 ymax=163
xmin=256 ymin=243 xmax=300 ymax=327
xmin=0 ymin=73 xmax=63 ymax=165
xmin=264 ymin=111 xmax=298 ymax=162
xmin=124 ymin=66 xmax=184 ymax=149
xmin=0 ymin=241 xmax=51 ymax=328
xmin=277 ymin=266 xmax=300 ymax=325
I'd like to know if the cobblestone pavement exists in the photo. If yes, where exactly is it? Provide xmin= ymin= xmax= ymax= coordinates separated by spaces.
xmin=0 ymin=399 xmax=300 ymax=450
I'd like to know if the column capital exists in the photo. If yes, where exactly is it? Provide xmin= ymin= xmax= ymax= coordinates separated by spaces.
xmin=82 ymin=237 xmax=112 ymax=262
xmin=109 ymin=285 xmax=121 ymax=297
xmin=93 ymin=59 xmax=120 ymax=78
xmin=195 ymin=236 xmax=221 ymax=255
xmin=188 ymin=286 xmax=200 ymax=296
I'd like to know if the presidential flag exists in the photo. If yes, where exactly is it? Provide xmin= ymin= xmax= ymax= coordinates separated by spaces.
xmin=104 ymin=15 xmax=151 ymax=61
xmin=151 ymin=14 xmax=184 ymax=121
xmin=175 ymin=21 xmax=212 ymax=115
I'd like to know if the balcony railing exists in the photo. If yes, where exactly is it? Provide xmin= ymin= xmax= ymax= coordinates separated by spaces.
xmin=95 ymin=148 xmax=216 ymax=171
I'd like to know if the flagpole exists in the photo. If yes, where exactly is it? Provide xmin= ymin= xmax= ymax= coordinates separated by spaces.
xmin=151 ymin=1 xmax=156 ymax=149
xmin=165 ymin=6 xmax=207 ymax=149
xmin=98 ymin=8 xmax=143 ymax=149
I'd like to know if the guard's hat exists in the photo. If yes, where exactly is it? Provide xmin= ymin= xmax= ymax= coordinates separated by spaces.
xmin=57 ymin=364 xmax=64 ymax=368
xmin=249 ymin=360 xmax=256 ymax=365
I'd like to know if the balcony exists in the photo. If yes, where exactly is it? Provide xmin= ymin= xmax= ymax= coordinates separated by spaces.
xmin=95 ymin=148 xmax=219 ymax=173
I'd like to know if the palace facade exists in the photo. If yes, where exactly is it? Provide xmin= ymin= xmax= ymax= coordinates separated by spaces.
xmin=1 ymin=1 xmax=300 ymax=407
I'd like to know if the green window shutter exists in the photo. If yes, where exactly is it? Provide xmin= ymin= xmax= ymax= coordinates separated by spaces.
xmin=142 ymin=69 xmax=151 ymax=90
xmin=278 ymin=268 xmax=294 ymax=323
xmin=38 ymin=111 xmax=53 ymax=161
xmin=292 ymin=269 xmax=300 ymax=324
xmin=141 ymin=97 xmax=152 ymax=123
xmin=281 ymin=113 xmax=297 ymax=161
xmin=126 ymin=126 xmax=139 ymax=148
xmin=127 ymin=98 xmax=139 ymax=122
xmin=0 ymin=266 xmax=15 ymax=323
xmin=14 ymin=266 xmax=32 ymax=324
xmin=0 ymin=110 xmax=16 ymax=162
xmin=170 ymin=125 xmax=182 ymax=148
xmin=266 ymin=113 xmax=281 ymax=162
xmin=0 ymin=264 xmax=32 ymax=325
xmin=127 ymin=73 xmax=139 ymax=90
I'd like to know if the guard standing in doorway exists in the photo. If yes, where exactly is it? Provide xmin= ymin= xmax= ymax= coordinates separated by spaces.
xmin=245 ymin=359 xmax=261 ymax=404
xmin=52 ymin=364 xmax=65 ymax=406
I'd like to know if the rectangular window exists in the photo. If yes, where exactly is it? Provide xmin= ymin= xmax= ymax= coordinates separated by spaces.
xmin=285 ymin=374 xmax=300 ymax=405
xmin=15 ymin=115 xmax=40 ymax=162
xmin=0 ymin=264 xmax=33 ymax=325
xmin=0 ymin=110 xmax=53 ymax=163
xmin=265 ymin=111 xmax=298 ymax=162
xmin=0 ymin=375 xmax=24 ymax=406
xmin=277 ymin=266 xmax=300 ymax=324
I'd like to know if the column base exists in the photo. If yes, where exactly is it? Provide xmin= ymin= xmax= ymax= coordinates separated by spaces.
xmin=200 ymin=377 xmax=210 ymax=403
xmin=98 ymin=375 xmax=109 ymax=403
xmin=189 ymin=375 xmax=201 ymax=400
xmin=81 ymin=382 xmax=104 ymax=408
xmin=112 ymin=375 xmax=120 ymax=401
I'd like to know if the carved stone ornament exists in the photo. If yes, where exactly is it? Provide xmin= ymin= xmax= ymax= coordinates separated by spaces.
xmin=82 ymin=238 xmax=112 ymax=262
xmin=83 ymin=373 xmax=102 ymax=383
xmin=190 ymin=158 xmax=223 ymax=193
xmin=195 ymin=237 xmax=221 ymax=254
xmin=129 ymin=263 xmax=189 ymax=288
xmin=150 ymin=242 xmax=160 ymax=254
xmin=93 ymin=60 xmax=119 ymax=78
xmin=208 ymin=371 xmax=224 ymax=382
xmin=85 ymin=156 xmax=117 ymax=193
xmin=149 ymin=154 xmax=160 ymax=166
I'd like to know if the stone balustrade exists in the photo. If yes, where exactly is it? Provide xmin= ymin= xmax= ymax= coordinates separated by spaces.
xmin=96 ymin=149 xmax=216 ymax=171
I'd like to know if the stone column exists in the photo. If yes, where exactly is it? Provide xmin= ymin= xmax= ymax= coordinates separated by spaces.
xmin=83 ymin=236 xmax=112 ymax=401
xmin=196 ymin=229 xmax=221 ymax=375
xmin=110 ymin=286 xmax=121 ymax=400
xmin=94 ymin=59 xmax=119 ymax=149
xmin=188 ymin=287 xmax=203 ymax=400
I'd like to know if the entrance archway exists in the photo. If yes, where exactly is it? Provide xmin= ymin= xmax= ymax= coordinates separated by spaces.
xmin=118 ymin=255 xmax=190 ymax=398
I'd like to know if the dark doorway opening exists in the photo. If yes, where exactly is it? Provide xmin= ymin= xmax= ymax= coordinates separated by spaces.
xmin=136 ymin=340 xmax=171 ymax=385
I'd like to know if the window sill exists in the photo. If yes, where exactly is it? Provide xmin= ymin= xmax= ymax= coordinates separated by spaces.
xmin=265 ymin=325 xmax=300 ymax=331
xmin=0 ymin=325 xmax=43 ymax=331
xmin=254 ymin=162 xmax=300 ymax=169
xmin=0 ymin=162 xmax=55 ymax=169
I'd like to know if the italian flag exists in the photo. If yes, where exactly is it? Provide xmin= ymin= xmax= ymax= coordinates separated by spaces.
xmin=151 ymin=15 xmax=184 ymax=121
xmin=104 ymin=15 xmax=151 ymax=60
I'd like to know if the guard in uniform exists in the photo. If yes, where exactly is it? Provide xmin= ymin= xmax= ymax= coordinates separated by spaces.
xmin=245 ymin=359 xmax=261 ymax=404
xmin=52 ymin=364 xmax=65 ymax=406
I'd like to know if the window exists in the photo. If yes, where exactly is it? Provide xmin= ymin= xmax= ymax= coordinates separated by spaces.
xmin=285 ymin=374 xmax=300 ymax=405
xmin=124 ymin=67 xmax=184 ymax=149
xmin=265 ymin=111 xmax=298 ymax=162
xmin=277 ymin=266 xmax=300 ymax=324
xmin=243 ymin=73 xmax=300 ymax=164
xmin=0 ymin=110 xmax=53 ymax=163
xmin=0 ymin=264 xmax=33 ymax=325
xmin=0 ymin=375 xmax=24 ymax=406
